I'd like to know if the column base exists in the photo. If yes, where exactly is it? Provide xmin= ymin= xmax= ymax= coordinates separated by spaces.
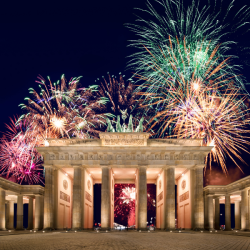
xmin=72 ymin=228 xmax=83 ymax=231
xmin=165 ymin=228 xmax=176 ymax=231
xmin=0 ymin=228 xmax=7 ymax=231
xmin=137 ymin=228 xmax=148 ymax=231
xmin=43 ymin=227 xmax=55 ymax=231
xmin=192 ymin=228 xmax=204 ymax=231
xmin=100 ymin=227 xmax=111 ymax=231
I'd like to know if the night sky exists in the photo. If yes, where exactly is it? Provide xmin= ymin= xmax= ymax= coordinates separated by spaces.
xmin=1 ymin=0 xmax=250 ymax=181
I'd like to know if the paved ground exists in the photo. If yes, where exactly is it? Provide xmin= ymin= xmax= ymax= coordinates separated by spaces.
xmin=1 ymin=230 xmax=250 ymax=250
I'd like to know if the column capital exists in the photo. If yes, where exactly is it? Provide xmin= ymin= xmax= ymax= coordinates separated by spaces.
xmin=100 ymin=166 xmax=111 ymax=169
xmin=163 ymin=166 xmax=175 ymax=169
xmin=72 ymin=165 xmax=84 ymax=169
xmin=206 ymin=194 xmax=214 ymax=197
xmin=137 ymin=165 xmax=147 ymax=169
xmin=192 ymin=164 xmax=205 ymax=169
xmin=43 ymin=165 xmax=55 ymax=169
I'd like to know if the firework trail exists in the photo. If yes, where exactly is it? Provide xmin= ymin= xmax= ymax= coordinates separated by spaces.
xmin=0 ymin=118 xmax=44 ymax=184
xmin=95 ymin=73 xmax=136 ymax=116
xmin=19 ymin=74 xmax=111 ymax=141
xmin=127 ymin=0 xmax=250 ymax=172
xmin=127 ymin=0 xmax=250 ymax=91
xmin=0 ymin=75 xmax=113 ymax=184
xmin=94 ymin=73 xmax=154 ymax=131
xmin=135 ymin=42 xmax=250 ymax=172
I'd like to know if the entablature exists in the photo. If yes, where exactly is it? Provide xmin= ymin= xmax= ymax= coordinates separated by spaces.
xmin=0 ymin=177 xmax=44 ymax=195
xmin=204 ymin=175 xmax=250 ymax=196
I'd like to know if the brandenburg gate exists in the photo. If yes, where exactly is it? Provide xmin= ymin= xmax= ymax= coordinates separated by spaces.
xmin=37 ymin=132 xmax=212 ymax=230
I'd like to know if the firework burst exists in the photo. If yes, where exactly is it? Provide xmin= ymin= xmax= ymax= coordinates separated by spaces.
xmin=127 ymin=0 xmax=250 ymax=90
xmin=19 ymin=74 xmax=111 ymax=142
xmin=0 ymin=117 xmax=44 ymax=184
xmin=131 ymin=37 xmax=250 ymax=173
xmin=94 ymin=73 xmax=136 ymax=116
xmin=164 ymin=88 xmax=250 ymax=173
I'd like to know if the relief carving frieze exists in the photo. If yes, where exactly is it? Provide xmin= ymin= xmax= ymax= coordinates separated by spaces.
xmin=117 ymin=155 xmax=122 ymax=160
xmin=88 ymin=154 xmax=97 ymax=160
xmin=126 ymin=154 xmax=131 ymax=160
xmin=60 ymin=191 xmax=70 ymax=203
xmin=69 ymin=154 xmax=78 ymax=160
xmin=49 ymin=154 xmax=55 ymax=160
xmin=99 ymin=132 xmax=149 ymax=146
xmin=85 ymin=191 xmax=92 ymax=203
xmin=157 ymin=191 xmax=163 ymax=202
xmin=164 ymin=154 xmax=169 ymax=160
xmin=179 ymin=191 xmax=189 ymax=202
xmin=194 ymin=154 xmax=199 ymax=160
xmin=59 ymin=154 xmax=65 ymax=160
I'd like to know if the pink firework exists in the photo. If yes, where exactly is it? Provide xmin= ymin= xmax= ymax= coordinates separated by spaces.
xmin=0 ymin=117 xmax=44 ymax=185
xmin=0 ymin=138 xmax=44 ymax=185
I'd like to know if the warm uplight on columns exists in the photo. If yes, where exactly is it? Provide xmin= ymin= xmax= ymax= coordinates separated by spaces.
xmin=0 ymin=188 xmax=6 ymax=230
xmin=138 ymin=166 xmax=147 ymax=230
xmin=235 ymin=201 xmax=241 ymax=230
xmin=72 ymin=166 xmax=83 ymax=229
xmin=225 ymin=195 xmax=231 ymax=230
xmin=165 ymin=167 xmax=175 ymax=230
xmin=101 ymin=166 xmax=111 ymax=230
xmin=43 ymin=165 xmax=55 ymax=229
xmin=16 ymin=195 xmax=23 ymax=230
xmin=241 ymin=189 xmax=248 ymax=230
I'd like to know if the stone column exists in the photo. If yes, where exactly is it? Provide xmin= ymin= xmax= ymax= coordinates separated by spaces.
xmin=16 ymin=195 xmax=23 ymax=230
xmin=164 ymin=167 xmax=175 ymax=229
xmin=214 ymin=198 xmax=220 ymax=230
xmin=8 ymin=200 xmax=14 ymax=229
xmin=28 ymin=197 xmax=33 ymax=229
xmin=72 ymin=166 xmax=83 ymax=229
xmin=43 ymin=166 xmax=54 ymax=229
xmin=0 ymin=188 xmax=6 ymax=230
xmin=241 ymin=189 xmax=248 ymax=230
xmin=207 ymin=195 xmax=214 ymax=230
xmin=213 ymin=199 xmax=215 ymax=229
xmin=235 ymin=201 xmax=241 ymax=230
xmin=101 ymin=166 xmax=111 ymax=230
xmin=5 ymin=201 xmax=9 ymax=229
xmin=225 ymin=195 xmax=231 ymax=230
xmin=193 ymin=167 xmax=204 ymax=229
xmin=138 ymin=166 xmax=147 ymax=230
xmin=35 ymin=195 xmax=43 ymax=230
xmin=53 ymin=169 xmax=58 ymax=229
